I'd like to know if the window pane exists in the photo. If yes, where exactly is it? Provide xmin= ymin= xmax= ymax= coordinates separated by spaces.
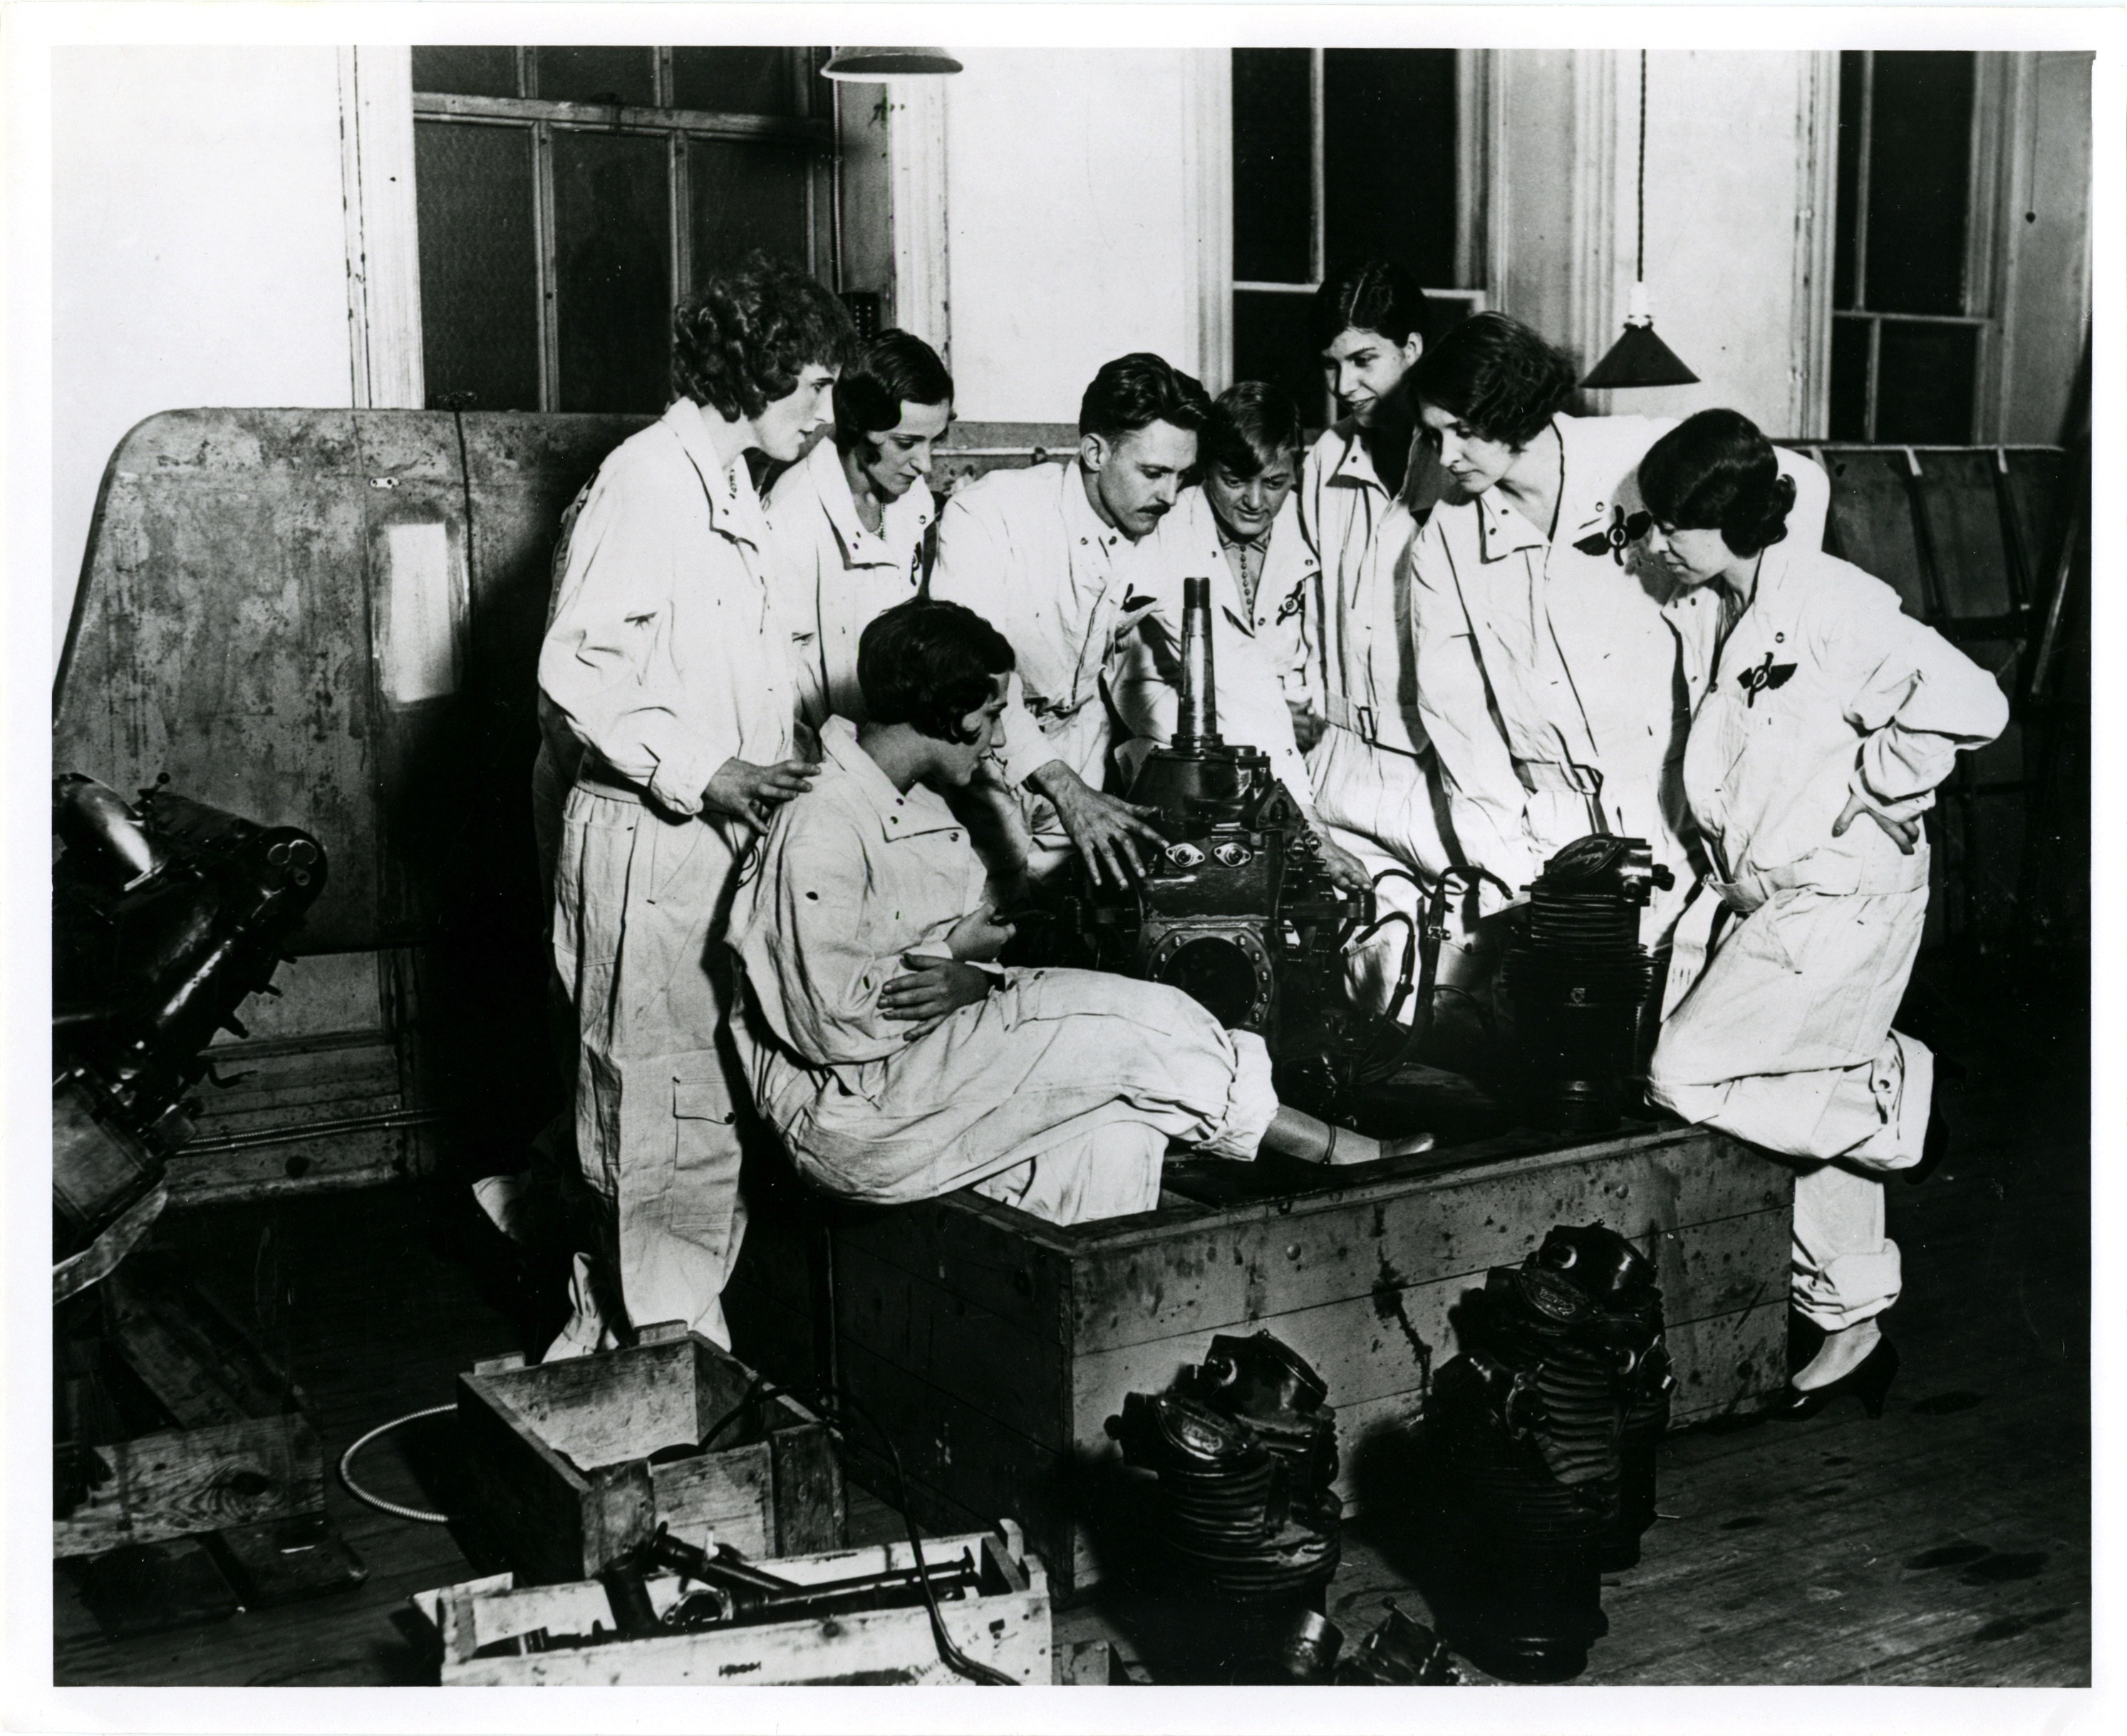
xmin=552 ymin=131 xmax=673 ymax=413
xmin=1828 ymin=316 xmax=1872 ymax=439
xmin=415 ymin=121 xmax=540 ymax=411
xmin=536 ymin=46 xmax=657 ymax=107
xmin=1863 ymin=51 xmax=1974 ymax=315
xmin=1875 ymin=319 xmax=1977 ymax=443
xmin=673 ymin=47 xmax=799 ymax=116
xmin=1323 ymin=49 xmax=1458 ymax=288
xmin=1232 ymin=49 xmax=1313 ymax=284
xmin=412 ymin=46 xmax=520 ymax=98
xmin=1832 ymin=50 xmax=1865 ymax=310
xmin=1234 ymin=291 xmax=1330 ymax=430
xmin=689 ymin=139 xmax=810 ymax=280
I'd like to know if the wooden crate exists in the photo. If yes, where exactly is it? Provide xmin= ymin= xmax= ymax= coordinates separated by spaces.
xmin=55 ymin=1251 xmax=326 ymax=1559
xmin=408 ymin=1523 xmax=1050 ymax=1686
xmin=457 ymin=1325 xmax=846 ymax=1586
xmin=725 ymin=1124 xmax=1793 ymax=1598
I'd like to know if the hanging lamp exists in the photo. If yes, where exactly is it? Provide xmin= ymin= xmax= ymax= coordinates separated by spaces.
xmin=821 ymin=47 xmax=963 ymax=80
xmin=1581 ymin=51 xmax=1699 ymax=391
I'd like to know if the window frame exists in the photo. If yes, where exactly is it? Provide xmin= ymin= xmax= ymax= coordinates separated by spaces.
xmin=1227 ymin=48 xmax=1486 ymax=422
xmin=1830 ymin=49 xmax=2006 ymax=443
xmin=411 ymin=46 xmax=839 ymax=413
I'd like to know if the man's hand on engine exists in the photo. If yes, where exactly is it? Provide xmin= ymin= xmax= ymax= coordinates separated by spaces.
xmin=880 ymin=954 xmax=994 ymax=1035
xmin=1315 ymin=836 xmax=1371 ymax=897
xmin=1028 ymin=760 xmax=1168 ymax=888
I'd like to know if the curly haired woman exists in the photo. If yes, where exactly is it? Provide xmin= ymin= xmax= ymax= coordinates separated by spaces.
xmin=537 ymin=253 xmax=859 ymax=1356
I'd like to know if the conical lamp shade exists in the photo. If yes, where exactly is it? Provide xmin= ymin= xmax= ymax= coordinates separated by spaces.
xmin=822 ymin=47 xmax=963 ymax=80
xmin=1582 ymin=321 xmax=1700 ymax=390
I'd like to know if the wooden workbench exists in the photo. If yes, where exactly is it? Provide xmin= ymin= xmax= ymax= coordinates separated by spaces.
xmin=725 ymin=1117 xmax=1793 ymax=1598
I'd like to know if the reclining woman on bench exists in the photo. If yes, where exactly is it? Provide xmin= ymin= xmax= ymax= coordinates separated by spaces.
xmin=726 ymin=599 xmax=1432 ymax=1226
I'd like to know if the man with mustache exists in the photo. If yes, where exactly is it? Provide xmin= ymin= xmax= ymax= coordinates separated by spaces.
xmin=926 ymin=351 xmax=1213 ymax=889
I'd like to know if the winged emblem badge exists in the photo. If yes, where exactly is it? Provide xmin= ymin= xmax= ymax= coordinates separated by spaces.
xmin=1570 ymin=505 xmax=1652 ymax=565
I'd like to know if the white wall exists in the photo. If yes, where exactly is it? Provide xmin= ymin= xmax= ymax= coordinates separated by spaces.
xmin=52 ymin=46 xmax=356 ymax=649
xmin=1608 ymin=51 xmax=1822 ymax=433
xmin=941 ymin=49 xmax=1204 ymax=422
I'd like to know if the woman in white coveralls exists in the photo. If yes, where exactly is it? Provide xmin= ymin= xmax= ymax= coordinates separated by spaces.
xmin=1640 ymin=410 xmax=2007 ymax=1417
xmin=537 ymin=256 xmax=856 ymax=1354
xmin=728 ymin=601 xmax=1433 ymax=1226
xmin=765 ymin=329 xmax=952 ymax=733
xmin=1406 ymin=312 xmax=1828 ymax=949
xmin=1298 ymin=260 xmax=1467 ymax=1014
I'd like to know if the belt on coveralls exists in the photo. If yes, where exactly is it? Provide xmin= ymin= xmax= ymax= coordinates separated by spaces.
xmin=1321 ymin=693 xmax=1427 ymax=754
xmin=1707 ymin=849 xmax=1930 ymax=915
xmin=1517 ymin=760 xmax=1601 ymax=797
xmin=576 ymin=760 xmax=656 ymax=804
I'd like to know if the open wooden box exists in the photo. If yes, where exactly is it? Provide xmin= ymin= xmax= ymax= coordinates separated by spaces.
xmin=410 ymin=1522 xmax=1050 ymax=1685
xmin=456 ymin=1323 xmax=844 ymax=1586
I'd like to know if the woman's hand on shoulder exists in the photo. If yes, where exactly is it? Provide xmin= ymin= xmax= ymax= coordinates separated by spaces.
xmin=701 ymin=755 xmax=820 ymax=835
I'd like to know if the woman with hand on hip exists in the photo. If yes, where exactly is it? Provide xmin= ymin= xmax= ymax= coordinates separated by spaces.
xmin=1641 ymin=410 xmax=2009 ymax=1417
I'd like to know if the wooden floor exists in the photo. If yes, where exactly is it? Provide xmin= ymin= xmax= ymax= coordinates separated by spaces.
xmin=53 ymin=954 xmax=2088 ymax=1688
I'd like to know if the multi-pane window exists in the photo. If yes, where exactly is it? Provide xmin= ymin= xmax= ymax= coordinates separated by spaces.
xmin=1231 ymin=49 xmax=1473 ymax=424
xmin=1829 ymin=51 xmax=1992 ymax=442
xmin=410 ymin=46 xmax=837 ymax=414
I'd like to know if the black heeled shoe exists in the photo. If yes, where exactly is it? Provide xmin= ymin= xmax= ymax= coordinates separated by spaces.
xmin=1775 ymin=1333 xmax=1900 ymax=1421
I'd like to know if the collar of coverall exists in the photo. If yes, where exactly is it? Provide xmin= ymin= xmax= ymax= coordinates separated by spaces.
xmin=1472 ymin=411 xmax=1654 ymax=567
xmin=817 ymin=716 xmax=971 ymax=842
xmin=1325 ymin=415 xmax=1427 ymax=507
xmin=808 ymin=430 xmax=933 ymax=570
xmin=661 ymin=398 xmax=768 ymax=553
xmin=1062 ymin=457 xmax=1129 ymax=553
xmin=1662 ymin=527 xmax=1799 ymax=641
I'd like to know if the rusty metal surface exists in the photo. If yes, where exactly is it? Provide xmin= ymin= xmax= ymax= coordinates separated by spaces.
xmin=56 ymin=408 xmax=649 ymax=953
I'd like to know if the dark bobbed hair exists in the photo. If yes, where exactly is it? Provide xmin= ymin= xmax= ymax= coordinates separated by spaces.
xmin=858 ymin=599 xmax=1017 ymax=744
xmin=1638 ymin=409 xmax=1797 ymax=559
xmin=671 ymin=252 xmax=861 ymax=421
xmin=834 ymin=329 xmax=954 ymax=456
xmin=1309 ymin=259 xmax=1433 ymax=351
xmin=1202 ymin=381 xmax=1304 ymax=479
xmin=1079 ymin=353 xmax=1212 ymax=443
xmin=1409 ymin=311 xmax=1578 ymax=449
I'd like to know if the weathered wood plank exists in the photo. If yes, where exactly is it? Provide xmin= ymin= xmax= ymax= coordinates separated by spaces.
xmin=419 ymin=1531 xmax=1050 ymax=1686
xmin=53 ymin=1415 xmax=323 ymax=1556
xmin=456 ymin=1368 xmax=600 ymax=1584
xmin=478 ymin=1337 xmax=698 ymax=1469
xmin=163 ymin=1128 xmax=411 ymax=1204
xmin=1069 ymin=1204 xmax=1789 ymax=1425
xmin=770 ymin=1426 xmax=849 ymax=1556
xmin=1068 ymin=1133 xmax=1789 ymax=1353
xmin=835 ymin=1192 xmax=1077 ymax=1343
xmin=647 ymin=1443 xmax=773 ymax=1558
xmin=832 ymin=1241 xmax=1070 ymax=1448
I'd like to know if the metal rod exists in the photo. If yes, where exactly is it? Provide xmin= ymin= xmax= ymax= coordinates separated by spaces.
xmin=1178 ymin=576 xmax=1219 ymax=745
xmin=180 ymin=1107 xmax=445 ymax=1156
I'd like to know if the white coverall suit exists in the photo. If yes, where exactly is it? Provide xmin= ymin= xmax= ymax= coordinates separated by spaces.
xmin=1407 ymin=414 xmax=1830 ymax=944
xmin=1114 ymin=485 xmax=1320 ymax=816
xmin=727 ymin=719 xmax=1280 ymax=1224
xmin=1649 ymin=539 xmax=2008 ymax=1328
xmin=763 ymin=432 xmax=936 ymax=731
xmin=1297 ymin=421 xmax=1465 ymax=1012
xmin=538 ymin=398 xmax=797 ymax=1350
xmin=928 ymin=460 xmax=1307 ymax=877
